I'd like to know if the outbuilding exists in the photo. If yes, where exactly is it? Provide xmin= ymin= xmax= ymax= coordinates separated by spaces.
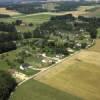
xmin=20 ymin=63 xmax=31 ymax=70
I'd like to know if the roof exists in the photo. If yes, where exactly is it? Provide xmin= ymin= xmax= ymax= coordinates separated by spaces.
xmin=21 ymin=63 xmax=30 ymax=68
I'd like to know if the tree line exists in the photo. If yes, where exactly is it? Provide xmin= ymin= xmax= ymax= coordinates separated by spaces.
xmin=0 ymin=14 xmax=10 ymax=18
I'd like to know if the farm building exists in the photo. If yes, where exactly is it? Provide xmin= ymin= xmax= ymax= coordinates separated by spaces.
xmin=20 ymin=63 xmax=31 ymax=70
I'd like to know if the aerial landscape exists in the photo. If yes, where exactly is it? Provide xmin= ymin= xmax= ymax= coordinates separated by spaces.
xmin=0 ymin=0 xmax=100 ymax=100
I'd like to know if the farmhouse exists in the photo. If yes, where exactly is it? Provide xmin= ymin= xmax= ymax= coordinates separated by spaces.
xmin=67 ymin=48 xmax=74 ymax=53
xmin=20 ymin=63 xmax=31 ymax=70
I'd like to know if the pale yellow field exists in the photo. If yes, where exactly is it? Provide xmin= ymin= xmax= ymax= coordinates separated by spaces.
xmin=88 ymin=39 xmax=100 ymax=52
xmin=35 ymin=39 xmax=100 ymax=100
xmin=77 ymin=6 xmax=98 ymax=11
xmin=0 ymin=8 xmax=21 ymax=16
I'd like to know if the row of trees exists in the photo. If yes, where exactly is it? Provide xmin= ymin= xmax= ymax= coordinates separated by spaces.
xmin=0 ymin=22 xmax=16 ymax=32
xmin=0 ymin=14 xmax=10 ymax=18
xmin=0 ymin=22 xmax=17 ymax=53
xmin=0 ymin=42 xmax=16 ymax=53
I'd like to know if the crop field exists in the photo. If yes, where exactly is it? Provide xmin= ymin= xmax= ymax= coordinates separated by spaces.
xmin=85 ymin=7 xmax=100 ymax=17
xmin=34 ymin=40 xmax=100 ymax=100
xmin=1 ymin=5 xmax=99 ymax=23
xmin=0 ymin=8 xmax=21 ymax=16
xmin=77 ymin=5 xmax=97 ymax=13
xmin=0 ymin=5 xmax=100 ymax=27
xmin=10 ymin=79 xmax=82 ymax=100
xmin=35 ymin=51 xmax=100 ymax=100
xmin=87 ymin=9 xmax=100 ymax=17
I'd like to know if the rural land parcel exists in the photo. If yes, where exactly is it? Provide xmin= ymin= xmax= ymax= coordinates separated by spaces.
xmin=10 ymin=39 xmax=100 ymax=100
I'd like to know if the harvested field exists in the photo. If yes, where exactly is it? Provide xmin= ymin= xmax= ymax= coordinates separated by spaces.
xmin=77 ymin=5 xmax=99 ymax=11
xmin=0 ymin=8 xmax=21 ymax=16
xmin=85 ymin=8 xmax=100 ymax=17
xmin=35 ymin=48 xmax=100 ymax=100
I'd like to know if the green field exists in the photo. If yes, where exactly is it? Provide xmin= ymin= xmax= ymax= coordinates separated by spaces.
xmin=10 ymin=79 xmax=82 ymax=100
xmin=0 ymin=14 xmax=51 ymax=24
xmin=0 ymin=14 xmax=51 ymax=32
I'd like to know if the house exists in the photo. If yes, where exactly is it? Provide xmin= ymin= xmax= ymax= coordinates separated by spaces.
xmin=42 ymin=53 xmax=46 ymax=57
xmin=42 ymin=59 xmax=47 ymax=63
xmin=76 ymin=43 xmax=82 ymax=48
xmin=20 ymin=63 xmax=31 ymax=70
xmin=67 ymin=48 xmax=74 ymax=53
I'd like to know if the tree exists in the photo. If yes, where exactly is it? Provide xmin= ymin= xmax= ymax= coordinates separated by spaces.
xmin=0 ymin=71 xmax=17 ymax=100
xmin=15 ymin=20 xmax=22 ymax=25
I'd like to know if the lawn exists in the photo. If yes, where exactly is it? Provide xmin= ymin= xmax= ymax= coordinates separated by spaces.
xmin=10 ymin=79 xmax=81 ymax=100
xmin=20 ymin=68 xmax=40 ymax=76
